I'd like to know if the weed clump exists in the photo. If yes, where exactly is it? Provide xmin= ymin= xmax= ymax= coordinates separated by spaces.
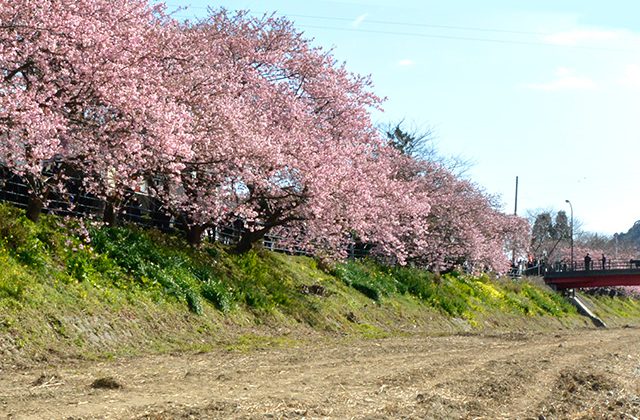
xmin=90 ymin=376 xmax=123 ymax=389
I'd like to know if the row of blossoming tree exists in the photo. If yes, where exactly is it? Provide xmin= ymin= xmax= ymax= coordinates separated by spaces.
xmin=0 ymin=0 xmax=529 ymax=272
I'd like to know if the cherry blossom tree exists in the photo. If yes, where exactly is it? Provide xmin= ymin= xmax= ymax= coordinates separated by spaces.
xmin=387 ymin=127 xmax=530 ymax=273
xmin=151 ymin=10 xmax=430 ymax=258
xmin=1 ymin=0 xmax=192 ymax=222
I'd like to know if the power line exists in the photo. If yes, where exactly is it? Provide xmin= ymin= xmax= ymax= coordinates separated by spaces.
xmin=163 ymin=3 xmax=547 ymax=36
xmin=297 ymin=24 xmax=633 ymax=53
xmin=288 ymin=14 xmax=549 ymax=36
xmin=161 ymin=3 xmax=636 ymax=53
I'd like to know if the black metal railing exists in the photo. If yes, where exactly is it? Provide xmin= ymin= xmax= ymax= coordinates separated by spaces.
xmin=0 ymin=166 xmax=371 ymax=259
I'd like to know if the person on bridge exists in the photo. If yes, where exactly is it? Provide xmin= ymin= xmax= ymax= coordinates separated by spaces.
xmin=601 ymin=253 xmax=607 ymax=270
xmin=584 ymin=253 xmax=592 ymax=271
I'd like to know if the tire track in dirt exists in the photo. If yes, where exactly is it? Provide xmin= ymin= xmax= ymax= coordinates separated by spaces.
xmin=422 ymin=329 xmax=640 ymax=419
xmin=362 ymin=334 xmax=557 ymax=418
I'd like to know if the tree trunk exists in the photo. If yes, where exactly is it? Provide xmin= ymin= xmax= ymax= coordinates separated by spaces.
xmin=103 ymin=201 xmax=117 ymax=226
xmin=25 ymin=196 xmax=43 ymax=222
xmin=232 ymin=229 xmax=267 ymax=254
xmin=186 ymin=224 xmax=206 ymax=247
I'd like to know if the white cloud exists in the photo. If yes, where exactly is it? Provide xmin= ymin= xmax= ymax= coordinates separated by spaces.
xmin=542 ymin=29 xmax=620 ymax=46
xmin=352 ymin=13 xmax=368 ymax=28
xmin=398 ymin=59 xmax=414 ymax=67
xmin=524 ymin=67 xmax=596 ymax=91
xmin=619 ymin=64 xmax=640 ymax=89
xmin=555 ymin=67 xmax=573 ymax=77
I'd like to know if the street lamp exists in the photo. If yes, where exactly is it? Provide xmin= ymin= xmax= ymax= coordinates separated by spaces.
xmin=565 ymin=199 xmax=574 ymax=270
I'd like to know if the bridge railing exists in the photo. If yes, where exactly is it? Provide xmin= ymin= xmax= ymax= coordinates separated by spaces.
xmin=545 ymin=258 xmax=640 ymax=273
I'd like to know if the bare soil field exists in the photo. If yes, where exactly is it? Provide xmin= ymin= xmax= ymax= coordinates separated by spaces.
xmin=1 ymin=327 xmax=639 ymax=419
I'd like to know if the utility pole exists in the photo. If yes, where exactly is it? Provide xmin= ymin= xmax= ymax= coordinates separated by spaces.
xmin=511 ymin=176 xmax=519 ymax=270
xmin=565 ymin=199 xmax=574 ymax=270
xmin=514 ymin=176 xmax=518 ymax=215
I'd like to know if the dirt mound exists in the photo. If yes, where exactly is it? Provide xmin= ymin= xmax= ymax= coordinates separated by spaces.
xmin=538 ymin=367 xmax=640 ymax=419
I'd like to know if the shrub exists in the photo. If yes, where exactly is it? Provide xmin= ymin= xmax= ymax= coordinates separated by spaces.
xmin=351 ymin=282 xmax=380 ymax=301
xmin=201 ymin=280 xmax=233 ymax=312
xmin=386 ymin=266 xmax=436 ymax=299
xmin=333 ymin=260 xmax=397 ymax=301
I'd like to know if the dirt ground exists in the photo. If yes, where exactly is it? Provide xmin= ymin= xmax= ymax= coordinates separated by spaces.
xmin=1 ymin=327 xmax=639 ymax=419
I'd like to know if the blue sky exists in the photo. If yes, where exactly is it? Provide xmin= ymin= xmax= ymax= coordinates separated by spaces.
xmin=162 ymin=0 xmax=640 ymax=235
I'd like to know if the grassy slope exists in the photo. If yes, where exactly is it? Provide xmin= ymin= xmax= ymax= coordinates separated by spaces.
xmin=1 ymin=203 xmax=639 ymax=367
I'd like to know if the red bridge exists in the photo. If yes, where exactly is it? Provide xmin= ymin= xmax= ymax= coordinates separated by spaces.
xmin=543 ymin=259 xmax=640 ymax=290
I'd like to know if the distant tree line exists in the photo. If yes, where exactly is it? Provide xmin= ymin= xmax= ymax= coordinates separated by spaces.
xmin=529 ymin=210 xmax=638 ymax=265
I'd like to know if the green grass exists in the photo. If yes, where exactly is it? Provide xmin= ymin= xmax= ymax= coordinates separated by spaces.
xmin=580 ymin=293 xmax=640 ymax=320
xmin=331 ymin=260 xmax=577 ymax=319
xmin=0 ymin=202 xmax=638 ymax=365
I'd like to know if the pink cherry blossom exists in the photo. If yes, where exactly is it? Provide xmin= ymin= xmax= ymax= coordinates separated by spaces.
xmin=1 ymin=1 xmax=530 ymax=273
